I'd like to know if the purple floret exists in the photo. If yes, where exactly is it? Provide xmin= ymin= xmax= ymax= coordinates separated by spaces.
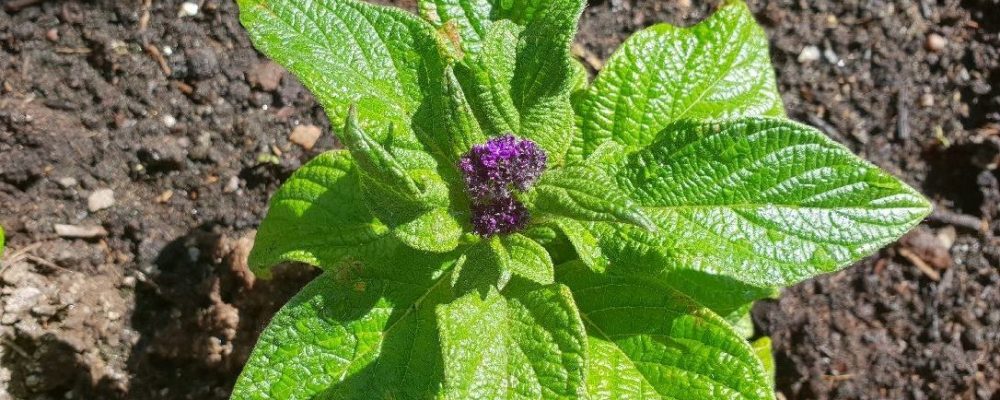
xmin=458 ymin=134 xmax=547 ymax=237
xmin=459 ymin=134 xmax=547 ymax=202
xmin=470 ymin=197 xmax=530 ymax=236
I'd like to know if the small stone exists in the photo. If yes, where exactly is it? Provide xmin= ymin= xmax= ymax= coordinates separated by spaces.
xmin=138 ymin=135 xmax=188 ymax=172
xmin=56 ymin=177 xmax=78 ymax=188
xmin=920 ymin=93 xmax=935 ymax=107
xmin=162 ymin=115 xmax=177 ymax=128
xmin=798 ymin=46 xmax=820 ymax=63
xmin=5 ymin=287 xmax=43 ymax=314
xmin=1 ymin=313 xmax=18 ymax=325
xmin=223 ymin=176 xmax=240 ymax=193
xmin=155 ymin=190 xmax=174 ymax=203
xmin=46 ymin=28 xmax=59 ymax=42
xmin=179 ymin=1 xmax=199 ymax=17
xmin=936 ymin=226 xmax=957 ymax=249
xmin=162 ymin=46 xmax=173 ymax=56
xmin=289 ymin=125 xmax=322 ymax=150
xmin=823 ymin=47 xmax=839 ymax=64
xmin=926 ymin=33 xmax=947 ymax=52
xmin=88 ymin=188 xmax=115 ymax=212
xmin=54 ymin=224 xmax=108 ymax=239
xmin=247 ymin=61 xmax=285 ymax=91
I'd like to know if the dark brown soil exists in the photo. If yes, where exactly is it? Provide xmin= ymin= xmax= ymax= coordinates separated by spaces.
xmin=1 ymin=0 xmax=998 ymax=399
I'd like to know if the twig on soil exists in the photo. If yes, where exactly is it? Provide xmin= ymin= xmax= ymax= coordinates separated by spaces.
xmin=172 ymin=80 xmax=194 ymax=95
xmin=139 ymin=0 xmax=153 ymax=32
xmin=3 ymin=0 xmax=47 ymax=13
xmin=821 ymin=374 xmax=855 ymax=382
xmin=54 ymin=47 xmax=92 ymax=54
xmin=25 ymin=255 xmax=83 ymax=275
xmin=3 ymin=243 xmax=42 ymax=263
xmin=899 ymin=247 xmax=941 ymax=281
xmin=897 ymin=85 xmax=910 ymax=140
xmin=571 ymin=43 xmax=604 ymax=71
xmin=807 ymin=115 xmax=849 ymax=144
xmin=928 ymin=209 xmax=987 ymax=234
xmin=0 ymin=338 xmax=31 ymax=359
xmin=145 ymin=44 xmax=173 ymax=76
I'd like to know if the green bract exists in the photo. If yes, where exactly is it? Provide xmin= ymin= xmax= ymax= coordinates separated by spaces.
xmin=233 ymin=0 xmax=930 ymax=398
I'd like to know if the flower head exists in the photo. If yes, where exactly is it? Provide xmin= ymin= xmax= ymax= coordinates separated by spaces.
xmin=459 ymin=134 xmax=547 ymax=203
xmin=470 ymin=197 xmax=530 ymax=236
xmin=459 ymin=134 xmax=546 ymax=237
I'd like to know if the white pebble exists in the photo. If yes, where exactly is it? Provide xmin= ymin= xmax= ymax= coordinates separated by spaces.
xmin=179 ymin=2 xmax=199 ymax=17
xmin=926 ymin=33 xmax=947 ymax=52
xmin=56 ymin=177 xmax=78 ymax=188
xmin=223 ymin=176 xmax=240 ymax=193
xmin=823 ymin=47 xmax=839 ymax=64
xmin=797 ymin=46 xmax=820 ymax=63
xmin=162 ymin=115 xmax=177 ymax=128
xmin=162 ymin=46 xmax=173 ymax=56
xmin=88 ymin=188 xmax=116 ymax=212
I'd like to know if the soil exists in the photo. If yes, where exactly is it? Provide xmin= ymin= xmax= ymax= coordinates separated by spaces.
xmin=0 ymin=0 xmax=998 ymax=399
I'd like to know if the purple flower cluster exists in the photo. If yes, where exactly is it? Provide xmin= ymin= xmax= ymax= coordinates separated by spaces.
xmin=459 ymin=134 xmax=546 ymax=236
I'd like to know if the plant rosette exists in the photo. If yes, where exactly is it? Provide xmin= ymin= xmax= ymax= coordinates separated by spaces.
xmin=232 ymin=0 xmax=930 ymax=398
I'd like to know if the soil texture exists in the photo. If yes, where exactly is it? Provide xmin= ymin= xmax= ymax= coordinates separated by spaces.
xmin=1 ymin=0 xmax=998 ymax=399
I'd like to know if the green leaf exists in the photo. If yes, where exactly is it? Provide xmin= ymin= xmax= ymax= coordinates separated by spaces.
xmin=751 ymin=337 xmax=775 ymax=385
xmin=423 ymin=0 xmax=585 ymax=164
xmin=454 ymin=20 xmax=521 ymax=135
xmin=237 ymin=0 xmax=449 ymax=145
xmin=436 ymin=283 xmax=586 ymax=399
xmin=248 ymin=151 xmax=391 ymax=277
xmin=342 ymin=108 xmax=457 ymax=231
xmin=343 ymin=107 xmax=430 ymax=209
xmin=532 ymin=163 xmax=656 ymax=231
xmin=553 ymin=219 xmax=607 ymax=272
xmin=393 ymin=207 xmax=464 ymax=253
xmin=500 ymin=234 xmax=555 ymax=285
xmin=725 ymin=302 xmax=756 ymax=339
xmin=558 ymin=262 xmax=775 ymax=400
xmin=0 ymin=225 xmax=5 ymax=258
xmin=595 ymin=118 xmax=930 ymax=313
xmin=425 ymin=66 xmax=490 ymax=165
xmin=574 ymin=0 xmax=784 ymax=158
xmin=233 ymin=250 xmax=459 ymax=399
xmin=454 ymin=234 xmax=554 ymax=293
xmin=419 ymin=0 xmax=583 ymax=62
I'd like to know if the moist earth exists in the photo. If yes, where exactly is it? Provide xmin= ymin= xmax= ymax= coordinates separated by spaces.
xmin=1 ymin=0 xmax=998 ymax=399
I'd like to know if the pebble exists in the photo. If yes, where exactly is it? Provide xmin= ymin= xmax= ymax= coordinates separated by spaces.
xmin=823 ymin=47 xmax=839 ymax=64
xmin=920 ymin=93 xmax=935 ymax=107
xmin=162 ymin=115 xmax=177 ymax=128
xmin=56 ymin=177 xmax=78 ymax=188
xmin=926 ymin=33 xmax=947 ymax=52
xmin=223 ymin=176 xmax=240 ymax=193
xmin=88 ymin=189 xmax=115 ymax=212
xmin=46 ymin=28 xmax=59 ymax=42
xmin=5 ymin=287 xmax=43 ymax=314
xmin=289 ymin=125 xmax=322 ymax=150
xmin=248 ymin=61 xmax=284 ymax=91
xmin=54 ymin=224 xmax=109 ymax=239
xmin=179 ymin=2 xmax=199 ymax=17
xmin=798 ymin=46 xmax=821 ymax=63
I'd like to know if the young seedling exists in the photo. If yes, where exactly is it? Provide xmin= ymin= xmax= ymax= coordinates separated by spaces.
xmin=233 ymin=0 xmax=930 ymax=398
